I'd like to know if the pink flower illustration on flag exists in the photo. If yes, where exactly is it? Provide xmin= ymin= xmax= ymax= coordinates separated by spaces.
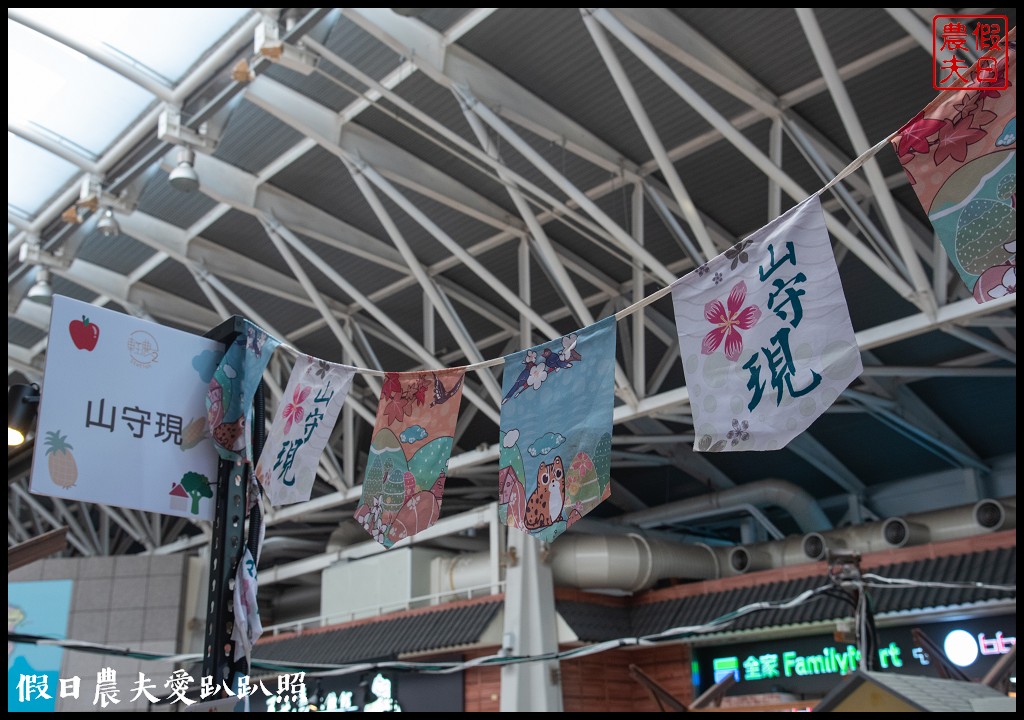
xmin=701 ymin=281 xmax=762 ymax=362
xmin=281 ymin=385 xmax=311 ymax=434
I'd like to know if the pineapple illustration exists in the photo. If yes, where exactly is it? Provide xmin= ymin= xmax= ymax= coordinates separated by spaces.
xmin=45 ymin=430 xmax=78 ymax=489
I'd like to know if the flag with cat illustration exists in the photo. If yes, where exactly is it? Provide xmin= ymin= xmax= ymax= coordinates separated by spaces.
xmin=891 ymin=27 xmax=1015 ymax=303
xmin=671 ymin=195 xmax=862 ymax=453
xmin=355 ymin=368 xmax=466 ymax=548
xmin=497 ymin=316 xmax=617 ymax=541
xmin=256 ymin=353 xmax=356 ymax=506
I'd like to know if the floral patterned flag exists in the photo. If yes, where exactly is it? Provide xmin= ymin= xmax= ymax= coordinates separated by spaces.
xmin=354 ymin=368 xmax=466 ymax=548
xmin=891 ymin=28 xmax=1015 ymax=303
xmin=671 ymin=195 xmax=862 ymax=452
xmin=207 ymin=320 xmax=281 ymax=462
xmin=256 ymin=354 xmax=356 ymax=506
xmin=231 ymin=546 xmax=262 ymax=663
xmin=497 ymin=316 xmax=617 ymax=542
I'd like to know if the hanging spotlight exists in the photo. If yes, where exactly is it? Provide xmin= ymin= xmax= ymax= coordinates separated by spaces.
xmin=26 ymin=268 xmax=54 ymax=306
xmin=168 ymin=147 xmax=200 ymax=193
xmin=97 ymin=207 xmax=120 ymax=237
xmin=8 ymin=383 xmax=41 ymax=446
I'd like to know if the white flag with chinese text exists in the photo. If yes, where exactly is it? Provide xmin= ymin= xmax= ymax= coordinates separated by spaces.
xmin=670 ymin=195 xmax=862 ymax=452
xmin=256 ymin=354 xmax=355 ymax=505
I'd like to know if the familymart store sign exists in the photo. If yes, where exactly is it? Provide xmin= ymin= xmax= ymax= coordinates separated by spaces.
xmin=693 ymin=615 xmax=1015 ymax=696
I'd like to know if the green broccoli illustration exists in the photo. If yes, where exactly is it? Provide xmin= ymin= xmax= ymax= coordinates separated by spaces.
xmin=180 ymin=471 xmax=213 ymax=515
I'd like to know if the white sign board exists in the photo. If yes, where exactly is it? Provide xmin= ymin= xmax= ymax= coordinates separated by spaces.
xmin=30 ymin=295 xmax=223 ymax=521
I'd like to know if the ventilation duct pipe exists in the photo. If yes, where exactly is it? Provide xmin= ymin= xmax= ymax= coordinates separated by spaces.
xmin=434 ymin=533 xmax=726 ymax=595
xmin=550 ymin=534 xmax=721 ymax=592
xmin=802 ymin=497 xmax=1016 ymax=561
xmin=613 ymin=478 xmax=832 ymax=534
xmin=730 ymin=497 xmax=1015 ymax=571
xmin=878 ymin=517 xmax=931 ymax=548
xmin=904 ymin=498 xmax=1015 ymax=541
xmin=725 ymin=545 xmax=776 ymax=575
xmin=724 ymin=534 xmax=813 ymax=572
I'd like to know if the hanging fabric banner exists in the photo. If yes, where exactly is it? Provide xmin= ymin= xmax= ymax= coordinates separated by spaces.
xmin=354 ymin=368 xmax=466 ymax=548
xmin=231 ymin=546 xmax=262 ymax=664
xmin=671 ymin=195 xmax=862 ymax=452
xmin=497 ymin=316 xmax=617 ymax=542
xmin=206 ymin=320 xmax=281 ymax=462
xmin=256 ymin=354 xmax=356 ymax=506
xmin=891 ymin=27 xmax=1016 ymax=303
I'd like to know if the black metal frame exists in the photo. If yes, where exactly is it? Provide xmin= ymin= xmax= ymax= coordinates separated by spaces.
xmin=201 ymin=316 xmax=267 ymax=691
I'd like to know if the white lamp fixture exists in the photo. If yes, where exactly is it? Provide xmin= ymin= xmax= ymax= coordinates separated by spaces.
xmin=26 ymin=267 xmax=54 ymax=306
xmin=169 ymin=147 xmax=200 ymax=192
xmin=97 ymin=207 xmax=120 ymax=237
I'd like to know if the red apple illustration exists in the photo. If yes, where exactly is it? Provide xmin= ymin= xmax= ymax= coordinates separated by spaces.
xmin=69 ymin=315 xmax=100 ymax=351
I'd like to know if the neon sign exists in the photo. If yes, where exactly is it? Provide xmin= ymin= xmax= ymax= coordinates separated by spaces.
xmin=703 ymin=620 xmax=1016 ymax=691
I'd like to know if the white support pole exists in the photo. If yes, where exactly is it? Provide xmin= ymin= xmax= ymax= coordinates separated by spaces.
xmin=631 ymin=182 xmax=646 ymax=399
xmin=932 ymin=231 xmax=951 ymax=306
xmin=499 ymin=533 xmax=563 ymax=712
xmin=342 ymin=322 xmax=357 ymax=489
xmin=582 ymin=9 xmax=716 ymax=261
xmin=423 ymin=291 xmax=435 ymax=355
xmin=768 ymin=118 xmax=783 ymax=221
xmin=518 ymin=237 xmax=532 ymax=347
xmin=796 ymin=8 xmax=937 ymax=318
xmin=590 ymin=8 xmax=918 ymax=304
xmin=99 ymin=510 xmax=110 ymax=555
xmin=489 ymin=509 xmax=502 ymax=596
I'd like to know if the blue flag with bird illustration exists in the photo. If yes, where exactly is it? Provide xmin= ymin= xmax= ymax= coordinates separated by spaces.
xmin=497 ymin=315 xmax=617 ymax=541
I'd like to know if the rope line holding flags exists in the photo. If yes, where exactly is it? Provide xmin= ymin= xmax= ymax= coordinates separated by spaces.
xmin=212 ymin=29 xmax=1015 ymax=550
xmin=248 ymin=124 xmax=905 ymax=380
